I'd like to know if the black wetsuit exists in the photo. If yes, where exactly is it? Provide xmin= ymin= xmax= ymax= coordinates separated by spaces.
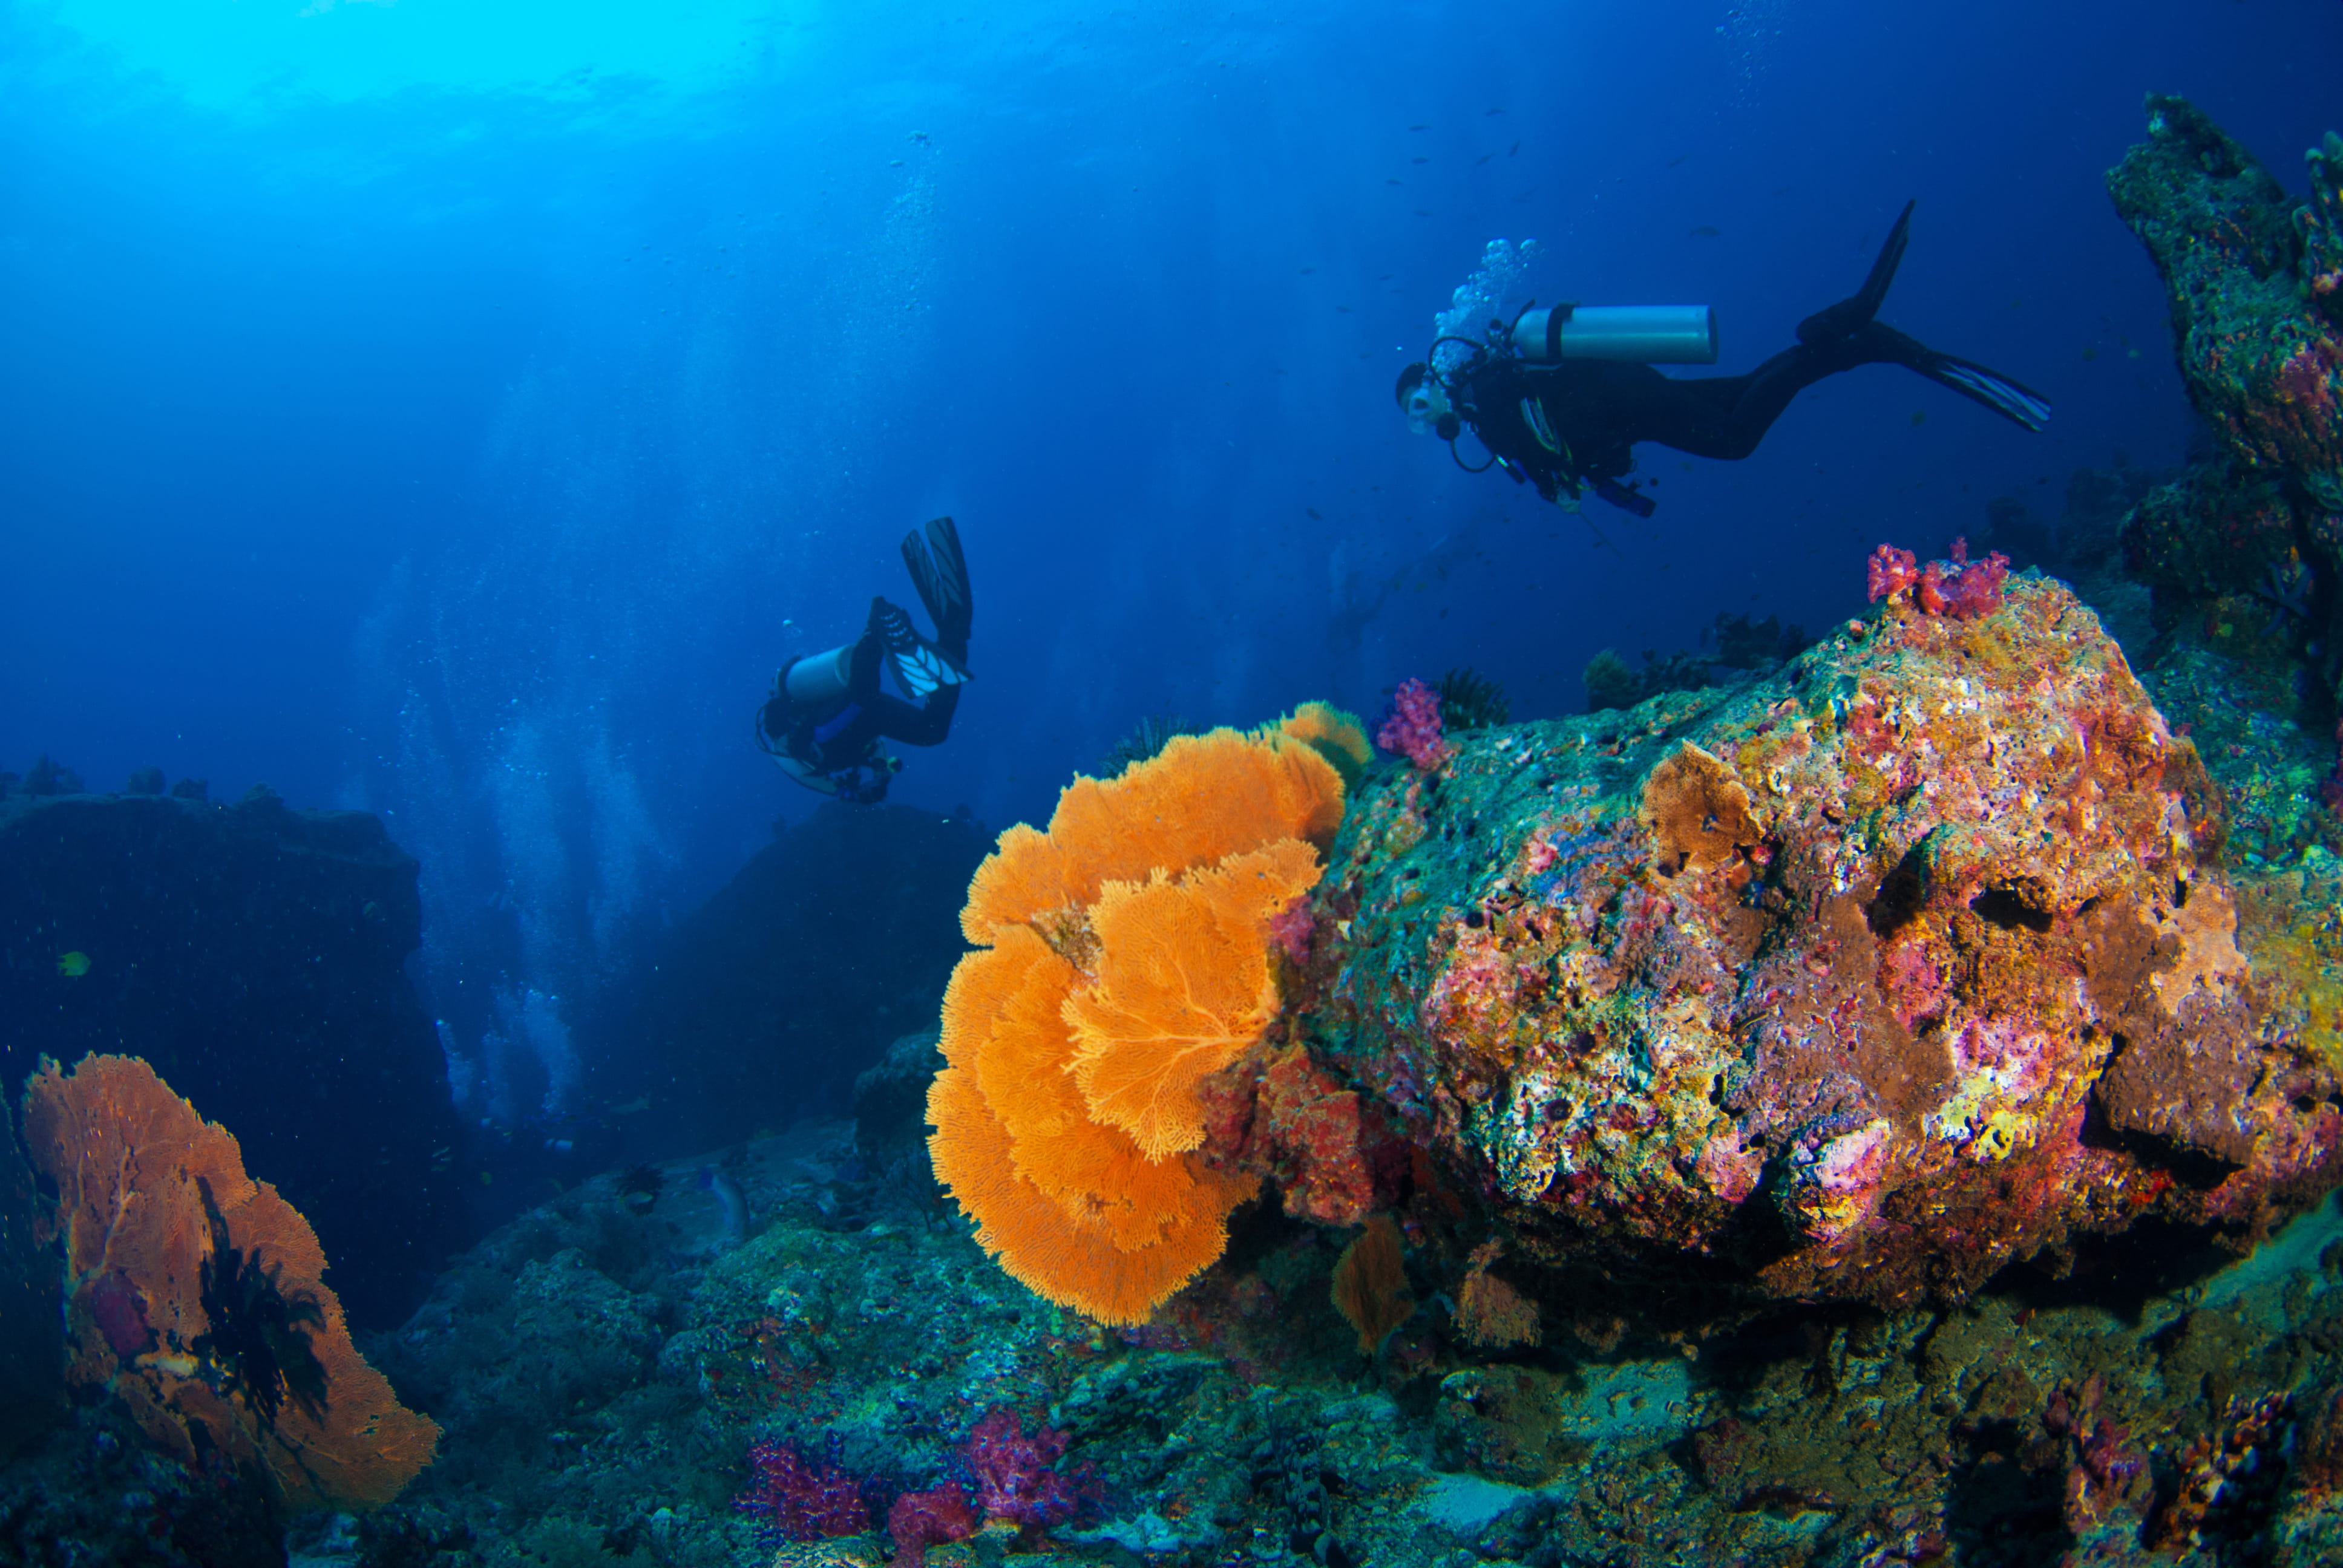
xmin=1439 ymin=204 xmax=2048 ymax=512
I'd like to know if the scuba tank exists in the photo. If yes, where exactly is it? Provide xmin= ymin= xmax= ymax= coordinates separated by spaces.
xmin=782 ymin=644 xmax=854 ymax=704
xmin=1512 ymin=304 xmax=1717 ymax=365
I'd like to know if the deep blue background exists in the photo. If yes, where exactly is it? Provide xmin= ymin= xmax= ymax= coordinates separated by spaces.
xmin=5 ymin=0 xmax=2339 ymax=1123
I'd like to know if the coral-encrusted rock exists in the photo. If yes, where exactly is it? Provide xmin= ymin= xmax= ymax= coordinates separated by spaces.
xmin=1303 ymin=578 xmax=2342 ymax=1311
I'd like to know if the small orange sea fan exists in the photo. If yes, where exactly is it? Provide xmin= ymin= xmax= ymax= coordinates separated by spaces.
xmin=21 ymin=1054 xmax=439 ymax=1510
xmin=1277 ymin=701 xmax=1372 ymax=787
xmin=930 ymin=724 xmax=1346 ymax=1324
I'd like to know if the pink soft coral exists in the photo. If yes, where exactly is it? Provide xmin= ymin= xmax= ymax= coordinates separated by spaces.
xmin=1375 ymin=678 xmax=1455 ymax=771
xmin=1868 ymin=537 xmax=2009 ymax=619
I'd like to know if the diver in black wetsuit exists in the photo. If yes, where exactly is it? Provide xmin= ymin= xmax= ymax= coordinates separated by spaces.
xmin=1394 ymin=202 xmax=2050 ymax=517
xmin=755 ymin=516 xmax=972 ymax=805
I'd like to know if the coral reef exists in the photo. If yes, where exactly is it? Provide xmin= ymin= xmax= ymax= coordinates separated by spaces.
xmin=1304 ymin=573 xmax=2342 ymax=1316
xmin=2111 ymin=97 xmax=2343 ymax=703
xmin=19 ymin=1053 xmax=439 ymax=1510
xmin=2111 ymin=96 xmax=2343 ymax=515
xmin=928 ymin=723 xmax=1345 ymax=1324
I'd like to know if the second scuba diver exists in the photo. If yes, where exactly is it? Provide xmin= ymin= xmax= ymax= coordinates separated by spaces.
xmin=755 ymin=515 xmax=972 ymax=805
xmin=1395 ymin=201 xmax=2049 ymax=516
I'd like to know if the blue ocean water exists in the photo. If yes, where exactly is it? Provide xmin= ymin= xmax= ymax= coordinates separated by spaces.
xmin=2 ymin=0 xmax=2337 ymax=1120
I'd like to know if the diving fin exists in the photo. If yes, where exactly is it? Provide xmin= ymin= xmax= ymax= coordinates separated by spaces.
xmin=900 ymin=515 xmax=972 ymax=655
xmin=1860 ymin=322 xmax=2051 ymax=433
xmin=1798 ymin=200 xmax=1915 ymax=345
xmin=870 ymin=596 xmax=969 ymax=701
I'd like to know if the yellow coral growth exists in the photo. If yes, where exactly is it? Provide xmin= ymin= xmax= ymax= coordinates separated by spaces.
xmin=1276 ymin=702 xmax=1372 ymax=788
xmin=931 ymin=723 xmax=1346 ymax=1324
xmin=21 ymin=1054 xmax=439 ymax=1511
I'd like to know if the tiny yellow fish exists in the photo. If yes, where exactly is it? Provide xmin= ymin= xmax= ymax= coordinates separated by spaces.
xmin=56 ymin=951 xmax=91 ymax=978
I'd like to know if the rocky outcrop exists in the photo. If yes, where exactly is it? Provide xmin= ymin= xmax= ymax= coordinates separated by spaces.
xmin=0 ymin=790 xmax=464 ymax=1328
xmin=1296 ymin=577 xmax=2341 ymax=1316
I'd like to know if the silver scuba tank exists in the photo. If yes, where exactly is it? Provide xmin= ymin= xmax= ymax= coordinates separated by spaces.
xmin=1512 ymin=304 xmax=1718 ymax=365
xmin=782 ymin=644 xmax=854 ymax=704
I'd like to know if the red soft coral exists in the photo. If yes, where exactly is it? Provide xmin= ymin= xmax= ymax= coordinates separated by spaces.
xmin=887 ymin=1485 xmax=977 ymax=1568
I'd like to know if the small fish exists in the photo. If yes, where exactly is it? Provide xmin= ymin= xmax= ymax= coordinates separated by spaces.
xmin=2081 ymin=345 xmax=2099 ymax=361
xmin=1910 ymin=411 xmax=1928 ymax=426
xmin=1476 ymin=152 xmax=1494 ymax=166
xmin=1408 ymin=123 xmax=1429 ymax=131
xmin=1509 ymin=140 xmax=1521 ymax=157
xmin=1410 ymin=156 xmax=1429 ymax=165
xmin=1668 ymin=154 xmax=1690 ymax=168
xmin=1306 ymin=507 xmax=1323 ymax=520
xmin=1299 ymin=266 xmax=1316 ymax=273
xmin=1689 ymin=224 xmax=1722 ymax=239
xmin=56 ymin=951 xmax=90 ymax=978
xmin=1385 ymin=178 xmax=1403 ymax=186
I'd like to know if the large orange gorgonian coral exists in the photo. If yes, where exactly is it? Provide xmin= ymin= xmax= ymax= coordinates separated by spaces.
xmin=21 ymin=1054 xmax=439 ymax=1509
xmin=929 ymin=720 xmax=1347 ymax=1323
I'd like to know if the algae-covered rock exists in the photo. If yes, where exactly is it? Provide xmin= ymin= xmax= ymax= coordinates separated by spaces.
xmin=1305 ymin=577 xmax=2342 ymax=1313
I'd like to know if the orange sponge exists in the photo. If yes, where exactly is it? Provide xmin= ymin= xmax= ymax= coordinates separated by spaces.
xmin=21 ymin=1054 xmax=439 ymax=1510
xmin=930 ymin=725 xmax=1346 ymax=1323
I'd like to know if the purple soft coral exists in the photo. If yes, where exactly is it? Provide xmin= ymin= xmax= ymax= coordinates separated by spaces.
xmin=1375 ymin=678 xmax=1455 ymax=771
xmin=735 ymin=1439 xmax=870 ymax=1540
xmin=963 ymin=1409 xmax=1081 ymax=1527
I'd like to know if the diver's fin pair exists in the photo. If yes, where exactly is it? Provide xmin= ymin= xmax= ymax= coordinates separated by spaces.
xmin=899 ymin=515 xmax=972 ymax=656
xmin=867 ymin=596 xmax=969 ymax=702
xmin=1797 ymin=199 xmax=1915 ymax=345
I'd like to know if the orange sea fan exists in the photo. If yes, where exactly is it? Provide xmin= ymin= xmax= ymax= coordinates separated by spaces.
xmin=20 ymin=1054 xmax=438 ymax=1510
xmin=1276 ymin=702 xmax=1372 ymax=788
xmin=931 ymin=722 xmax=1345 ymax=1324
xmin=1067 ymin=839 xmax=1324 ymax=1159
xmin=961 ymin=727 xmax=1344 ymax=944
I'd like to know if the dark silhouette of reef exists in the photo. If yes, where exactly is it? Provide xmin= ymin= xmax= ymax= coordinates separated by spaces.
xmin=601 ymin=802 xmax=991 ymax=1160
xmin=0 ymin=778 xmax=465 ymax=1330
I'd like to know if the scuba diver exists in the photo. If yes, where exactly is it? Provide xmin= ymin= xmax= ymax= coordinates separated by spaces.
xmin=755 ymin=516 xmax=972 ymax=805
xmin=1395 ymin=201 xmax=2050 ymax=517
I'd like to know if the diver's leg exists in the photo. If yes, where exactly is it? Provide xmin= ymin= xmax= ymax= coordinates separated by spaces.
xmin=867 ymin=687 xmax=960 ymax=748
xmin=1621 ymin=356 xmax=1820 ymax=461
